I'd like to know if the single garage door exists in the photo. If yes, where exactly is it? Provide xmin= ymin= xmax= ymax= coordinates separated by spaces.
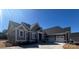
xmin=48 ymin=38 xmax=55 ymax=43
xmin=56 ymin=36 xmax=65 ymax=43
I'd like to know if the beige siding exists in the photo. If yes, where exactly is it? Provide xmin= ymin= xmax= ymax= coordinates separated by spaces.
xmin=16 ymin=26 xmax=28 ymax=42
xmin=8 ymin=30 xmax=16 ymax=44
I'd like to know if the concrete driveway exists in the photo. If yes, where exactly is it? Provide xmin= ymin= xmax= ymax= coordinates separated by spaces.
xmin=39 ymin=43 xmax=65 ymax=49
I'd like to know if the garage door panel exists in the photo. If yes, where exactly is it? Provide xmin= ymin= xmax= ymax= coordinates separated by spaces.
xmin=48 ymin=38 xmax=55 ymax=43
xmin=56 ymin=36 xmax=64 ymax=43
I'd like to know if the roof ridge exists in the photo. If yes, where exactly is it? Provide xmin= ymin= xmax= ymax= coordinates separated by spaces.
xmin=44 ymin=26 xmax=62 ymax=30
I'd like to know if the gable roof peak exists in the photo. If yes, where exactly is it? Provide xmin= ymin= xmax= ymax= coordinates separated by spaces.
xmin=8 ymin=20 xmax=20 ymax=31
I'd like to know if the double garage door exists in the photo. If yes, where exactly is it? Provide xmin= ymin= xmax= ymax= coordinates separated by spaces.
xmin=56 ymin=36 xmax=65 ymax=43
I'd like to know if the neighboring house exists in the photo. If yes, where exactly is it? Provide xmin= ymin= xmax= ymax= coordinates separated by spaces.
xmin=70 ymin=32 xmax=79 ymax=44
xmin=7 ymin=21 xmax=44 ymax=45
xmin=7 ymin=21 xmax=71 ymax=45
xmin=44 ymin=27 xmax=71 ymax=43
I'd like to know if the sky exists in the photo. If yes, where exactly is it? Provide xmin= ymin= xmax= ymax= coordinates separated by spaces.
xmin=0 ymin=9 xmax=79 ymax=32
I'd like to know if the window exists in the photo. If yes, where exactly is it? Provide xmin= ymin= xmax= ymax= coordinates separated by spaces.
xmin=19 ymin=30 xmax=24 ymax=37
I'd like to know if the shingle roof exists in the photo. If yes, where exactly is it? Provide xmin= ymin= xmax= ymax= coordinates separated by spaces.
xmin=9 ymin=21 xmax=20 ymax=28
xmin=30 ymin=23 xmax=42 ymax=31
xmin=21 ymin=22 xmax=30 ymax=30
xmin=8 ymin=21 xmax=31 ymax=31
xmin=8 ymin=21 xmax=20 ymax=31
xmin=21 ymin=22 xmax=30 ymax=28
xmin=8 ymin=21 xmax=42 ymax=31
xmin=44 ymin=26 xmax=71 ymax=35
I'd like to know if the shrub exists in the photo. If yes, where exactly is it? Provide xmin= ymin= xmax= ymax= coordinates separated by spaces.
xmin=63 ymin=44 xmax=79 ymax=49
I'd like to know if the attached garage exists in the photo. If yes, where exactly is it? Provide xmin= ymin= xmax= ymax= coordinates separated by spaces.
xmin=56 ymin=35 xmax=65 ymax=43
xmin=44 ymin=26 xmax=71 ymax=43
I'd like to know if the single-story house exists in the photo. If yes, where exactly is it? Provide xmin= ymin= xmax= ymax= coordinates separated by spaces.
xmin=7 ymin=21 xmax=72 ymax=45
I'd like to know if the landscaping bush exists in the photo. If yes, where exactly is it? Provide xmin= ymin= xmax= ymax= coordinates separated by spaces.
xmin=63 ymin=44 xmax=79 ymax=49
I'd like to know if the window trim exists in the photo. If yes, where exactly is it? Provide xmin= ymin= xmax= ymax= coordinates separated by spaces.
xmin=19 ymin=30 xmax=24 ymax=37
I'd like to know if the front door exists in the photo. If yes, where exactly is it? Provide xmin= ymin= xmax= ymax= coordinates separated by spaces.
xmin=39 ymin=33 xmax=42 ymax=41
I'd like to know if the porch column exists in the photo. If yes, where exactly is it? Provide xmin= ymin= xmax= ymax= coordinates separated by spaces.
xmin=37 ymin=33 xmax=39 ymax=43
